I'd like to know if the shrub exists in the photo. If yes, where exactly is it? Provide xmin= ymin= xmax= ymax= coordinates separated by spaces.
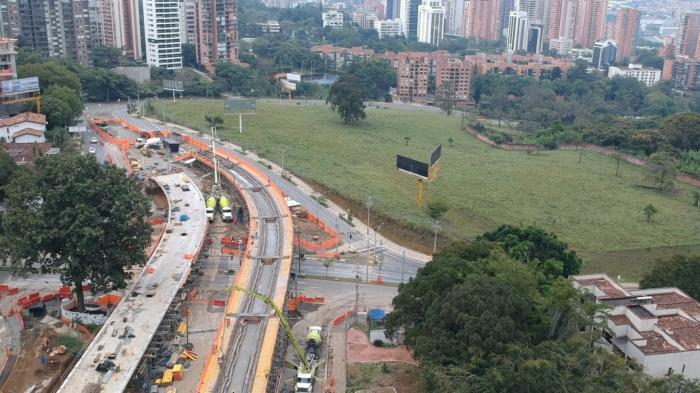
xmin=427 ymin=200 xmax=449 ymax=219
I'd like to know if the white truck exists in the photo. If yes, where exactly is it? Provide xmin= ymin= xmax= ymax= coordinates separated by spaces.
xmin=145 ymin=137 xmax=161 ymax=149
xmin=220 ymin=195 xmax=233 ymax=222
xmin=295 ymin=326 xmax=323 ymax=393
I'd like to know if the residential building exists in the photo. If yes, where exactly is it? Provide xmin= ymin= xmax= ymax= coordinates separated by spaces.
xmin=0 ymin=38 xmax=17 ymax=81
xmin=549 ymin=37 xmax=573 ymax=55
xmin=498 ymin=0 xmax=515 ymax=37
xmin=507 ymin=10 xmax=529 ymax=52
xmin=573 ymin=0 xmax=607 ymax=48
xmin=608 ymin=64 xmax=661 ymax=86
xmin=569 ymin=47 xmax=593 ymax=62
xmin=444 ymin=0 xmax=464 ymax=36
xmin=574 ymin=274 xmax=700 ymax=378
xmin=548 ymin=0 xmax=576 ymax=44
xmin=143 ymin=0 xmax=181 ymax=69
xmin=658 ymin=35 xmax=676 ymax=58
xmin=394 ymin=51 xmax=433 ymax=102
xmin=612 ymin=7 xmax=640 ymax=62
xmin=417 ymin=0 xmax=445 ymax=46
xmin=179 ymin=0 xmax=197 ymax=45
xmin=676 ymin=12 xmax=700 ymax=60
xmin=400 ymin=0 xmax=422 ymax=38
xmin=592 ymin=39 xmax=616 ymax=70
xmin=196 ymin=0 xmax=238 ymax=74
xmin=99 ymin=0 xmax=142 ymax=60
xmin=322 ymin=10 xmax=344 ymax=29
xmin=0 ymin=112 xmax=46 ymax=144
xmin=465 ymin=52 xmax=570 ymax=79
xmin=375 ymin=18 xmax=403 ymax=38
xmin=311 ymin=44 xmax=375 ymax=70
xmin=362 ymin=0 xmax=386 ymax=20
xmin=662 ymin=56 xmax=700 ymax=91
xmin=352 ymin=9 xmax=377 ymax=30
xmin=0 ymin=0 xmax=20 ymax=38
xmin=518 ymin=0 xmax=551 ymax=33
xmin=463 ymin=0 xmax=502 ymax=41
xmin=257 ymin=20 xmax=281 ymax=35
xmin=0 ymin=143 xmax=52 ymax=166
xmin=435 ymin=57 xmax=472 ymax=109
xmin=87 ymin=0 xmax=103 ymax=49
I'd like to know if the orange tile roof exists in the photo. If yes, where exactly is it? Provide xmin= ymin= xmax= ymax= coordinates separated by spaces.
xmin=12 ymin=128 xmax=44 ymax=139
xmin=651 ymin=292 xmax=700 ymax=317
xmin=576 ymin=278 xmax=628 ymax=298
xmin=638 ymin=331 xmax=680 ymax=354
xmin=610 ymin=314 xmax=632 ymax=325
xmin=0 ymin=112 xmax=46 ymax=127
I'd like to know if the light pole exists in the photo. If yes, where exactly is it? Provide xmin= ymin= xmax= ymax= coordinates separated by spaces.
xmin=401 ymin=250 xmax=406 ymax=283
xmin=432 ymin=221 xmax=441 ymax=254
xmin=366 ymin=196 xmax=373 ymax=283
xmin=374 ymin=222 xmax=384 ymax=249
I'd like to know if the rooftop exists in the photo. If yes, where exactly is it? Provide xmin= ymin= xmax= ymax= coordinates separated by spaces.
xmin=0 ymin=112 xmax=46 ymax=127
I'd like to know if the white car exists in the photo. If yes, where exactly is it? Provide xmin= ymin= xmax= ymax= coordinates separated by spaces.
xmin=88 ymin=147 xmax=97 ymax=154
xmin=90 ymin=137 xmax=98 ymax=144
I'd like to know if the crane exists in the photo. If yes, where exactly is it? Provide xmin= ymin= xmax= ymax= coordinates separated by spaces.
xmin=230 ymin=285 xmax=315 ymax=373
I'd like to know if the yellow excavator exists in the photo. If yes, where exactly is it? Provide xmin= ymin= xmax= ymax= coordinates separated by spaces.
xmin=230 ymin=285 xmax=322 ymax=392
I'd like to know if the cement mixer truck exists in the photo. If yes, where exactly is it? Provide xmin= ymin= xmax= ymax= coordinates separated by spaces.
xmin=220 ymin=195 xmax=233 ymax=222
xmin=206 ymin=196 xmax=217 ymax=222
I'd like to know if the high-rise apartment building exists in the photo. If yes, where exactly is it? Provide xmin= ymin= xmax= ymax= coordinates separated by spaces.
xmin=463 ymin=0 xmax=502 ymax=41
xmin=676 ymin=12 xmax=700 ymax=60
xmin=400 ymin=0 xmax=422 ymax=38
xmin=395 ymin=51 xmax=432 ymax=101
xmin=498 ymin=0 xmax=514 ymax=37
xmin=574 ymin=0 xmax=608 ymax=48
xmin=417 ymin=0 xmax=445 ymax=46
xmin=0 ymin=0 xmax=20 ymax=38
xmin=18 ymin=0 xmax=92 ymax=65
xmin=143 ymin=0 xmax=181 ymax=69
xmin=548 ymin=0 xmax=576 ymax=43
xmin=528 ymin=23 xmax=543 ymax=53
xmin=612 ymin=7 xmax=640 ymax=61
xmin=375 ymin=19 xmax=403 ymax=38
xmin=99 ymin=0 xmax=142 ymax=60
xmin=322 ymin=11 xmax=344 ymax=29
xmin=444 ymin=0 xmax=465 ymax=36
xmin=386 ymin=0 xmax=400 ymax=19
xmin=196 ymin=0 xmax=238 ymax=74
xmin=507 ymin=10 xmax=529 ymax=52
xmin=518 ymin=0 xmax=550 ymax=33
xmin=180 ymin=0 xmax=197 ymax=44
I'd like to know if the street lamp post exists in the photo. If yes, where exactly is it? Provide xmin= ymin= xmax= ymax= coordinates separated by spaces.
xmin=432 ymin=221 xmax=441 ymax=254
xmin=401 ymin=250 xmax=406 ymax=283
xmin=366 ymin=196 xmax=373 ymax=283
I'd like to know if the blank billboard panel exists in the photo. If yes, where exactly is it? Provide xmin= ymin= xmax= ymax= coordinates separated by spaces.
xmin=224 ymin=98 xmax=257 ymax=113
xmin=396 ymin=155 xmax=429 ymax=179
xmin=430 ymin=144 xmax=442 ymax=167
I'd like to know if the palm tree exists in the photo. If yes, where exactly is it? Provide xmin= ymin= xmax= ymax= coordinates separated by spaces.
xmin=204 ymin=115 xmax=224 ymax=131
xmin=643 ymin=203 xmax=658 ymax=223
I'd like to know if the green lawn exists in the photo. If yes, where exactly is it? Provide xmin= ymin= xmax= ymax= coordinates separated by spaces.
xmin=151 ymin=99 xmax=700 ymax=280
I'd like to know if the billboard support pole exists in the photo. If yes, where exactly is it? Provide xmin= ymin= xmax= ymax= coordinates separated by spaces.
xmin=239 ymin=113 xmax=243 ymax=133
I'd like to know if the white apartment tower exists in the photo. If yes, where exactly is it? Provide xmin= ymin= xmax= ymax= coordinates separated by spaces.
xmin=143 ymin=0 xmax=182 ymax=69
xmin=375 ymin=18 xmax=403 ymax=38
xmin=507 ymin=10 xmax=529 ymax=52
xmin=417 ymin=0 xmax=445 ymax=46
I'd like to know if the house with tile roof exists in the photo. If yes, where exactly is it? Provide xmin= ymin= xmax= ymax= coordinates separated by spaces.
xmin=574 ymin=274 xmax=700 ymax=378
xmin=0 ymin=112 xmax=46 ymax=143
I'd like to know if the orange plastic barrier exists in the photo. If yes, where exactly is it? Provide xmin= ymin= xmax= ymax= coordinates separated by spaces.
xmin=333 ymin=310 xmax=354 ymax=326
xmin=294 ymin=211 xmax=342 ymax=252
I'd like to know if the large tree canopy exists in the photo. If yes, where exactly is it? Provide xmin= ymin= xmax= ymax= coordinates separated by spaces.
xmin=640 ymin=255 xmax=700 ymax=299
xmin=327 ymin=74 xmax=368 ymax=124
xmin=0 ymin=154 xmax=152 ymax=310
xmin=660 ymin=112 xmax=700 ymax=152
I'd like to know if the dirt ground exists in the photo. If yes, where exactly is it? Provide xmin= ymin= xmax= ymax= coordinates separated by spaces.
xmin=346 ymin=329 xmax=415 ymax=364
xmin=1 ymin=321 xmax=85 ymax=393
xmin=294 ymin=214 xmax=334 ymax=244
xmin=346 ymin=362 xmax=422 ymax=393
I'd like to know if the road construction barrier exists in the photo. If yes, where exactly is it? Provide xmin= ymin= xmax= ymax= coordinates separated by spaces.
xmin=333 ymin=310 xmax=354 ymax=326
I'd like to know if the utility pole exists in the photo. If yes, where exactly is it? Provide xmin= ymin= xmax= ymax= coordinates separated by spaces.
xmin=366 ymin=196 xmax=373 ymax=283
xmin=354 ymin=273 xmax=360 ymax=324
xmin=401 ymin=250 xmax=406 ymax=283
xmin=432 ymin=221 xmax=441 ymax=254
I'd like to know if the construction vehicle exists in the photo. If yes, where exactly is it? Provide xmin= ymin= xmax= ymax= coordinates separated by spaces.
xmin=206 ymin=196 xmax=217 ymax=222
xmin=220 ymin=195 xmax=233 ymax=222
xmin=230 ymin=286 xmax=322 ymax=393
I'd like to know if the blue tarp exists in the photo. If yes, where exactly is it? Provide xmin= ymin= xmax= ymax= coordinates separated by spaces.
xmin=368 ymin=308 xmax=386 ymax=321
xmin=179 ymin=214 xmax=189 ymax=222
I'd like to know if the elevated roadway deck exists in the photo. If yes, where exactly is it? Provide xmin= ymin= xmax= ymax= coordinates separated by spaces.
xmin=55 ymin=173 xmax=207 ymax=393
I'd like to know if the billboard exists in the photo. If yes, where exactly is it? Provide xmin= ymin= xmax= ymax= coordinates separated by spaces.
xmin=287 ymin=72 xmax=302 ymax=82
xmin=68 ymin=125 xmax=87 ymax=133
xmin=282 ymin=80 xmax=297 ymax=91
xmin=224 ymin=98 xmax=257 ymax=113
xmin=163 ymin=79 xmax=184 ymax=91
xmin=1 ymin=77 xmax=40 ymax=95
xmin=396 ymin=155 xmax=429 ymax=180
xmin=430 ymin=144 xmax=442 ymax=167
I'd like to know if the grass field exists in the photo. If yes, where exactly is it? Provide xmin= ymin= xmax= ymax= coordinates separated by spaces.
xmin=150 ymin=99 xmax=700 ymax=280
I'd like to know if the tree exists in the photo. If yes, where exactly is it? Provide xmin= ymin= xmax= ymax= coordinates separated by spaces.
xmin=436 ymin=81 xmax=457 ymax=117
xmin=640 ymin=255 xmax=700 ymax=299
xmin=0 ymin=149 xmax=20 ymax=201
xmin=403 ymin=136 xmax=410 ymax=145
xmin=91 ymin=46 xmax=122 ymax=68
xmin=205 ymin=114 xmax=224 ymax=131
xmin=693 ymin=191 xmax=700 ymax=207
xmin=327 ymin=75 xmax=368 ymax=124
xmin=643 ymin=203 xmax=658 ymax=223
xmin=426 ymin=200 xmax=448 ymax=219
xmin=346 ymin=59 xmax=396 ymax=100
xmin=182 ymin=44 xmax=199 ymax=68
xmin=645 ymin=151 xmax=677 ymax=191
xmin=322 ymin=259 xmax=333 ymax=279
xmin=18 ymin=62 xmax=81 ymax=94
xmin=447 ymin=137 xmax=454 ymax=147
xmin=659 ymin=112 xmax=700 ymax=151
xmin=480 ymin=225 xmax=582 ymax=277
xmin=0 ymin=154 xmax=152 ymax=310
xmin=42 ymin=85 xmax=83 ymax=129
